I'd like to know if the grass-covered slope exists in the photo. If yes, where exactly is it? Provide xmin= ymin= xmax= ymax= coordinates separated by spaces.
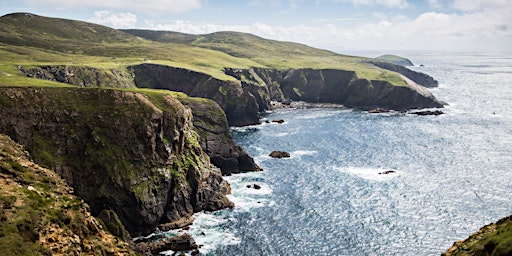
xmin=443 ymin=215 xmax=512 ymax=256
xmin=0 ymin=133 xmax=137 ymax=255
xmin=0 ymin=12 xmax=406 ymax=86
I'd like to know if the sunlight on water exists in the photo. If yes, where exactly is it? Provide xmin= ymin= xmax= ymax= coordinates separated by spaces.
xmin=167 ymin=53 xmax=512 ymax=255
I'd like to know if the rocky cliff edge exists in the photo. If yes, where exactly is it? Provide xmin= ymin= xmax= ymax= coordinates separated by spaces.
xmin=0 ymin=87 xmax=235 ymax=236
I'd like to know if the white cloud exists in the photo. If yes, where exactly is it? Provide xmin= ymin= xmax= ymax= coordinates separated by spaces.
xmin=452 ymin=0 xmax=509 ymax=12
xmin=26 ymin=0 xmax=201 ymax=14
xmin=88 ymin=11 xmax=137 ymax=28
xmin=333 ymin=0 xmax=409 ymax=9
xmin=143 ymin=0 xmax=512 ymax=52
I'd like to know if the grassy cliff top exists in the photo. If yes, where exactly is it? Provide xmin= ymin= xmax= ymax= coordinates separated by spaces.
xmin=0 ymin=12 xmax=406 ymax=87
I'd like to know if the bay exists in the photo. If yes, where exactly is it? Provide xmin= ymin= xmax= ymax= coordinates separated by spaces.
xmin=164 ymin=52 xmax=512 ymax=255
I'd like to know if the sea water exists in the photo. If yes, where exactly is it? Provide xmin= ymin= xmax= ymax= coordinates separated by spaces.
xmin=161 ymin=52 xmax=512 ymax=255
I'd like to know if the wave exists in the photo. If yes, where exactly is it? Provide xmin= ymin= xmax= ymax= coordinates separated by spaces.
xmin=336 ymin=167 xmax=401 ymax=181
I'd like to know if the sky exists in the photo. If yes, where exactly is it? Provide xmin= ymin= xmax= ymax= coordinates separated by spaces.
xmin=1 ymin=0 xmax=511 ymax=54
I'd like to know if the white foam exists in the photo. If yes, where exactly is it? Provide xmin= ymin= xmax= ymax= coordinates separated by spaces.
xmin=291 ymin=150 xmax=318 ymax=157
xmin=337 ymin=167 xmax=400 ymax=181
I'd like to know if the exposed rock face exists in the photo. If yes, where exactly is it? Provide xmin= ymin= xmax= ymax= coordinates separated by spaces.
xmin=179 ymin=97 xmax=261 ymax=175
xmin=0 ymin=87 xmax=233 ymax=236
xmin=129 ymin=64 xmax=443 ymax=127
xmin=365 ymin=60 xmax=439 ymax=88
xmin=17 ymin=65 xmax=260 ymax=175
xmin=19 ymin=65 xmax=135 ymax=88
xmin=0 ymin=133 xmax=137 ymax=255
xmin=18 ymin=64 xmax=443 ymax=127
xmin=269 ymin=151 xmax=291 ymax=158
xmin=135 ymin=234 xmax=198 ymax=255
xmin=129 ymin=64 xmax=260 ymax=127
xmin=226 ymin=67 xmax=444 ymax=111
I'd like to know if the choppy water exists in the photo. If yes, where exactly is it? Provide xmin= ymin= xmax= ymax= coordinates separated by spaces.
xmin=160 ymin=52 xmax=512 ymax=255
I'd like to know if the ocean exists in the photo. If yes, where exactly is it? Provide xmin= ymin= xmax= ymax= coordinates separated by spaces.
xmin=160 ymin=52 xmax=512 ymax=255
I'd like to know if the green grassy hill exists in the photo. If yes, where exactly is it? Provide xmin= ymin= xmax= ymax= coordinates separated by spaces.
xmin=0 ymin=12 xmax=405 ymax=86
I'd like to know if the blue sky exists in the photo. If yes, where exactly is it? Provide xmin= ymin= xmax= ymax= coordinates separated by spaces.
xmin=1 ymin=0 xmax=511 ymax=54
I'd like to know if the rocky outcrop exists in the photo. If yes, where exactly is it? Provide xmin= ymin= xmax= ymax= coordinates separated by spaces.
xmin=0 ymin=87 xmax=233 ymax=236
xmin=130 ymin=64 xmax=443 ymax=127
xmin=226 ymin=67 xmax=444 ymax=111
xmin=365 ymin=60 xmax=439 ymax=88
xmin=179 ymin=97 xmax=261 ymax=175
xmin=135 ymin=234 xmax=198 ymax=255
xmin=0 ymin=133 xmax=137 ymax=255
xmin=19 ymin=65 xmax=135 ymax=88
xmin=16 ymin=64 xmax=260 ymax=175
xmin=269 ymin=151 xmax=290 ymax=158
xmin=129 ymin=64 xmax=260 ymax=126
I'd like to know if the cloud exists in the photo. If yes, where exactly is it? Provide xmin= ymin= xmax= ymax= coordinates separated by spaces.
xmin=332 ymin=0 xmax=409 ymax=9
xmin=88 ymin=11 xmax=137 ymax=28
xmin=143 ymin=0 xmax=512 ymax=52
xmin=25 ymin=0 xmax=201 ymax=14
xmin=452 ymin=0 xmax=509 ymax=12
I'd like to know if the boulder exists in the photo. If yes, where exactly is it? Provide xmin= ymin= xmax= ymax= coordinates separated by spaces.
xmin=269 ymin=151 xmax=291 ymax=158
xmin=135 ymin=234 xmax=198 ymax=255
xmin=411 ymin=110 xmax=444 ymax=116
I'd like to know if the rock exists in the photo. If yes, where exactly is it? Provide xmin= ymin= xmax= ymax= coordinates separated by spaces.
xmin=98 ymin=209 xmax=132 ymax=244
xmin=366 ymin=60 xmax=439 ymax=88
xmin=411 ymin=110 xmax=444 ymax=116
xmin=134 ymin=234 xmax=198 ymax=255
xmin=0 ymin=134 xmax=137 ymax=255
xmin=272 ymin=119 xmax=285 ymax=124
xmin=368 ymin=108 xmax=390 ymax=113
xmin=0 ymin=88 xmax=233 ymax=236
xmin=269 ymin=151 xmax=290 ymax=158
xmin=179 ymin=97 xmax=262 ymax=175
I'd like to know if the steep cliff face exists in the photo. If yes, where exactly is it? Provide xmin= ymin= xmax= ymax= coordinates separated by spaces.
xmin=0 ymin=133 xmax=137 ymax=255
xmin=226 ymin=67 xmax=444 ymax=111
xmin=179 ymin=97 xmax=262 ymax=175
xmin=0 ymin=87 xmax=233 ymax=236
xmin=19 ymin=65 xmax=135 ymax=88
xmin=365 ymin=60 xmax=439 ymax=88
xmin=129 ymin=64 xmax=260 ymax=127
xmin=130 ymin=64 xmax=443 ymax=127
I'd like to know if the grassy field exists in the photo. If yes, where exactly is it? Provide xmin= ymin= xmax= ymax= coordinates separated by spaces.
xmin=0 ymin=12 xmax=407 ymax=88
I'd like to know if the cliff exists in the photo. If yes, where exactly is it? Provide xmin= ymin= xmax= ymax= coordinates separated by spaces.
xmin=366 ymin=60 xmax=439 ymax=88
xmin=129 ymin=64 xmax=443 ymax=126
xmin=0 ymin=87 xmax=233 ymax=236
xmin=0 ymin=133 xmax=137 ymax=255
xmin=17 ymin=65 xmax=261 ymax=175
xmin=443 ymin=215 xmax=512 ymax=256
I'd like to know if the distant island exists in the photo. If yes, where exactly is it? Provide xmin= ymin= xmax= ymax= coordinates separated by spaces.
xmin=376 ymin=54 xmax=414 ymax=66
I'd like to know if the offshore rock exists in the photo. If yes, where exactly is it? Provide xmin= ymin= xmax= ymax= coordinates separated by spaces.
xmin=0 ymin=87 xmax=232 ymax=236
xmin=269 ymin=151 xmax=291 ymax=158
xmin=135 ymin=234 xmax=198 ymax=255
